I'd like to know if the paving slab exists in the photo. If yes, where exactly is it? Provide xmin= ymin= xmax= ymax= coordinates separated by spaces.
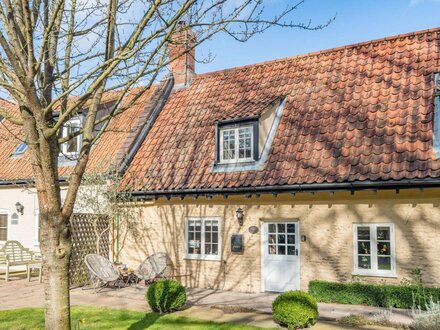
xmin=0 ymin=278 xmax=412 ymax=329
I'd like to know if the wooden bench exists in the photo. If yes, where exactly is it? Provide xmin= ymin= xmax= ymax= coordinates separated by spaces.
xmin=0 ymin=240 xmax=40 ymax=281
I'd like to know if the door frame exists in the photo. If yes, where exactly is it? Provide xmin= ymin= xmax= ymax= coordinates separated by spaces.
xmin=260 ymin=219 xmax=301 ymax=292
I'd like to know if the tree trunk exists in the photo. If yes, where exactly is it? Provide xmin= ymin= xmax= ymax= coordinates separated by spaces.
xmin=39 ymin=209 xmax=72 ymax=330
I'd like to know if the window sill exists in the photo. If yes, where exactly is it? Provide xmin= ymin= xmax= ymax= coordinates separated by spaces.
xmin=183 ymin=255 xmax=221 ymax=261
xmin=352 ymin=271 xmax=397 ymax=278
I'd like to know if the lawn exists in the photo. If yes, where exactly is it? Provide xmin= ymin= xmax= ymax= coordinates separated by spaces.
xmin=0 ymin=306 xmax=266 ymax=330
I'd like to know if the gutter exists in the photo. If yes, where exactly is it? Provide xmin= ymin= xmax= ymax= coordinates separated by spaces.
xmin=0 ymin=178 xmax=68 ymax=187
xmin=131 ymin=178 xmax=440 ymax=199
xmin=118 ymin=76 xmax=174 ymax=175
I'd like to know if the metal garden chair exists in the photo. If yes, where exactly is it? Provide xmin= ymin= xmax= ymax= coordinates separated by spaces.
xmin=135 ymin=252 xmax=170 ymax=284
xmin=84 ymin=254 xmax=121 ymax=291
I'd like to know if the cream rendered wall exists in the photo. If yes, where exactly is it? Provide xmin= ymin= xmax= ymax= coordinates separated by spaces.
xmin=121 ymin=188 xmax=440 ymax=293
xmin=0 ymin=185 xmax=68 ymax=251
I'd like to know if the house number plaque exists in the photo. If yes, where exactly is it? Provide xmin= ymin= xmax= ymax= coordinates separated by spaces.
xmin=231 ymin=234 xmax=244 ymax=253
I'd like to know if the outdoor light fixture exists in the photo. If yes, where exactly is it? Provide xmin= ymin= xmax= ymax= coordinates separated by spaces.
xmin=236 ymin=208 xmax=244 ymax=226
xmin=15 ymin=201 xmax=24 ymax=215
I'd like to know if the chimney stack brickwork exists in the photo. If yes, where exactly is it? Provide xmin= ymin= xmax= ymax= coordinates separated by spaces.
xmin=168 ymin=22 xmax=196 ymax=87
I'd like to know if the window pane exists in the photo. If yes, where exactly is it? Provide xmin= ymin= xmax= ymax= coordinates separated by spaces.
xmin=357 ymin=227 xmax=370 ymax=240
xmin=268 ymin=224 xmax=276 ymax=233
xmin=278 ymin=234 xmax=286 ymax=244
xmin=287 ymin=224 xmax=295 ymax=233
xmin=66 ymin=136 xmax=78 ymax=153
xmin=277 ymin=223 xmax=286 ymax=233
xmin=377 ymin=242 xmax=390 ymax=256
xmin=358 ymin=241 xmax=370 ymax=255
xmin=287 ymin=246 xmax=296 ymax=255
xmin=287 ymin=235 xmax=295 ymax=244
xmin=377 ymin=227 xmax=390 ymax=241
xmin=358 ymin=256 xmax=371 ymax=269
xmin=212 ymin=233 xmax=218 ymax=243
xmin=210 ymin=243 xmax=218 ymax=255
xmin=194 ymin=221 xmax=201 ymax=230
xmin=205 ymin=232 xmax=211 ymax=243
xmin=269 ymin=245 xmax=276 ymax=254
xmin=0 ymin=228 xmax=7 ymax=241
xmin=268 ymin=234 xmax=276 ymax=244
xmin=277 ymin=245 xmax=286 ymax=255
xmin=0 ymin=215 xmax=7 ymax=227
xmin=378 ymin=257 xmax=391 ymax=270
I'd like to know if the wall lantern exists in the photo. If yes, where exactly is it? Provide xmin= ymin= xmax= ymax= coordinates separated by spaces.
xmin=236 ymin=208 xmax=244 ymax=226
xmin=15 ymin=201 xmax=24 ymax=215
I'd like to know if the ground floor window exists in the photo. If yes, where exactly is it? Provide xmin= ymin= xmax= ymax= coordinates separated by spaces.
xmin=353 ymin=223 xmax=396 ymax=277
xmin=185 ymin=217 xmax=220 ymax=260
xmin=0 ymin=212 xmax=8 ymax=241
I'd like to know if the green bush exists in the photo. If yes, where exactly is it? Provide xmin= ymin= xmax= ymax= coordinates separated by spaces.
xmin=146 ymin=280 xmax=186 ymax=313
xmin=272 ymin=291 xmax=318 ymax=329
xmin=308 ymin=280 xmax=440 ymax=310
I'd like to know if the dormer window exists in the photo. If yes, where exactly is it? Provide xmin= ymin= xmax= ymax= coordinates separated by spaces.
xmin=216 ymin=119 xmax=258 ymax=165
xmin=220 ymin=125 xmax=254 ymax=163
xmin=60 ymin=117 xmax=82 ymax=157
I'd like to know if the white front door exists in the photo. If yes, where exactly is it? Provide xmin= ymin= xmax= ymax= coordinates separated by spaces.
xmin=262 ymin=221 xmax=300 ymax=292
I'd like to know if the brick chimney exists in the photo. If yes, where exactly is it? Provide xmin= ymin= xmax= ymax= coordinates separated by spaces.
xmin=168 ymin=21 xmax=196 ymax=87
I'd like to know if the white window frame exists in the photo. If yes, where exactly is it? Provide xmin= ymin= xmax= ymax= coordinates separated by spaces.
xmin=0 ymin=209 xmax=10 ymax=243
xmin=184 ymin=217 xmax=221 ymax=261
xmin=353 ymin=223 xmax=396 ymax=277
xmin=219 ymin=125 xmax=254 ymax=164
xmin=60 ymin=117 xmax=82 ymax=156
xmin=34 ymin=209 xmax=40 ymax=247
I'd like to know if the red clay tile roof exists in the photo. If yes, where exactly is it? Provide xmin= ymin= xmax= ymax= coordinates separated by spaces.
xmin=124 ymin=28 xmax=440 ymax=192
xmin=0 ymin=87 xmax=156 ymax=182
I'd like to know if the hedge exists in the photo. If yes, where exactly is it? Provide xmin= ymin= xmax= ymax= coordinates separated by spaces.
xmin=308 ymin=280 xmax=440 ymax=310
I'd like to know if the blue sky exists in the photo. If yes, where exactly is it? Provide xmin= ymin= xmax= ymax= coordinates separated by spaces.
xmin=196 ymin=0 xmax=440 ymax=73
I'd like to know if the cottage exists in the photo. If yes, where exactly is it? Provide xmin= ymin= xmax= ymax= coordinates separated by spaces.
xmin=0 ymin=87 xmax=166 ymax=251
xmin=120 ymin=27 xmax=440 ymax=293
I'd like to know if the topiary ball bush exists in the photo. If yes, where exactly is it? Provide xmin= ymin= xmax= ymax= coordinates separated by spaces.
xmin=146 ymin=279 xmax=187 ymax=313
xmin=272 ymin=291 xmax=318 ymax=329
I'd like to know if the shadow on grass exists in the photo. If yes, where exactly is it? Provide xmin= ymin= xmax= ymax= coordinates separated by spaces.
xmin=0 ymin=307 xmax=264 ymax=330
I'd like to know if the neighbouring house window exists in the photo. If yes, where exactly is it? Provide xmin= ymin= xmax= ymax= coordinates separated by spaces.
xmin=185 ymin=218 xmax=220 ymax=260
xmin=353 ymin=224 xmax=396 ymax=277
xmin=34 ymin=210 xmax=40 ymax=246
xmin=60 ymin=117 xmax=82 ymax=156
xmin=218 ymin=123 xmax=256 ymax=164
xmin=0 ymin=213 xmax=8 ymax=241
xmin=11 ymin=142 xmax=27 ymax=156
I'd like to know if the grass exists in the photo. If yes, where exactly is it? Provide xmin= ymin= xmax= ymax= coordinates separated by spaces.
xmin=0 ymin=306 xmax=266 ymax=330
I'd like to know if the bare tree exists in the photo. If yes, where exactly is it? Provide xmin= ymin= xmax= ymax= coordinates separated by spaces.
xmin=0 ymin=0 xmax=332 ymax=328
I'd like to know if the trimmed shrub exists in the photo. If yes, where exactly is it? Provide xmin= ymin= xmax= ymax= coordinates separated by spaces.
xmin=146 ymin=279 xmax=186 ymax=313
xmin=272 ymin=291 xmax=318 ymax=329
xmin=308 ymin=280 xmax=440 ymax=310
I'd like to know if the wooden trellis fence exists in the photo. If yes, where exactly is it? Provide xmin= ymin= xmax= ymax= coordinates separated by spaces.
xmin=69 ymin=213 xmax=110 ymax=286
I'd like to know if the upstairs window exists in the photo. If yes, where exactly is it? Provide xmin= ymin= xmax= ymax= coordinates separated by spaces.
xmin=60 ymin=118 xmax=82 ymax=157
xmin=217 ymin=120 xmax=258 ymax=165
xmin=11 ymin=142 xmax=27 ymax=156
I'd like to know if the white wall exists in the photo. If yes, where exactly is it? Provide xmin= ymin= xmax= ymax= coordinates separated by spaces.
xmin=0 ymin=185 xmax=67 ymax=251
